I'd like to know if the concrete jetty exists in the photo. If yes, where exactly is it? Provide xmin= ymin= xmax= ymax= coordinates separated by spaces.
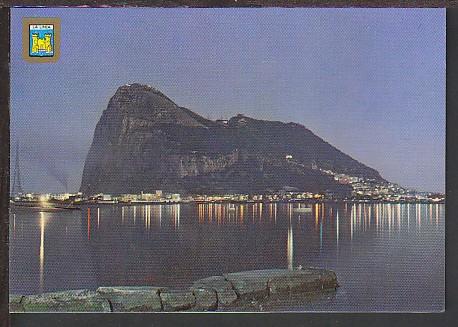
xmin=9 ymin=267 xmax=338 ymax=312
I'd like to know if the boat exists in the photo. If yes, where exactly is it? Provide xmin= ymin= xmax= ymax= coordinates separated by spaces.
xmin=10 ymin=201 xmax=81 ymax=212
xmin=96 ymin=199 xmax=119 ymax=204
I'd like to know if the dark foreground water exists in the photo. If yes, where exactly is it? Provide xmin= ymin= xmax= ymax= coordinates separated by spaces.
xmin=9 ymin=202 xmax=444 ymax=312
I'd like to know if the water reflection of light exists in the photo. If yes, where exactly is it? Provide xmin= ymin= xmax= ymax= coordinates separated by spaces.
xmin=407 ymin=204 xmax=410 ymax=229
xmin=143 ymin=206 xmax=147 ymax=229
xmin=274 ymin=203 xmax=277 ymax=223
xmin=13 ymin=213 xmax=16 ymax=236
xmin=314 ymin=203 xmax=319 ymax=229
xmin=436 ymin=205 xmax=439 ymax=227
xmin=142 ymin=206 xmax=147 ymax=229
xmin=152 ymin=205 xmax=162 ymax=227
xmin=358 ymin=204 xmax=362 ymax=230
xmin=375 ymin=204 xmax=379 ymax=232
xmin=387 ymin=204 xmax=391 ymax=235
xmin=173 ymin=204 xmax=181 ymax=229
xmin=350 ymin=205 xmax=354 ymax=240
xmin=217 ymin=204 xmax=221 ymax=223
xmin=39 ymin=212 xmax=47 ymax=293
xmin=320 ymin=217 xmax=323 ymax=252
xmin=191 ymin=202 xmax=442 ymax=237
xmin=146 ymin=205 xmax=151 ymax=230
xmin=133 ymin=206 xmax=137 ymax=224
xmin=322 ymin=203 xmax=325 ymax=223
xmin=368 ymin=205 xmax=372 ymax=230
xmin=87 ymin=208 xmax=91 ymax=240
xmin=198 ymin=204 xmax=203 ymax=223
xmin=336 ymin=210 xmax=339 ymax=248
xmin=97 ymin=207 xmax=100 ymax=228
xmin=416 ymin=203 xmax=421 ymax=229
xmin=287 ymin=210 xmax=293 ymax=270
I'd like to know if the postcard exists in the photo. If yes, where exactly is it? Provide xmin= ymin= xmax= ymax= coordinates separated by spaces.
xmin=7 ymin=7 xmax=445 ymax=313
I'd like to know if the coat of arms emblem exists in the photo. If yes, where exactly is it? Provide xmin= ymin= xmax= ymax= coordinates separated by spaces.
xmin=22 ymin=18 xmax=60 ymax=63
xmin=29 ymin=24 xmax=54 ymax=57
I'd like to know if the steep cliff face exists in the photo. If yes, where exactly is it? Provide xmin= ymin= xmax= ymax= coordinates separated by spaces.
xmin=80 ymin=84 xmax=384 ymax=195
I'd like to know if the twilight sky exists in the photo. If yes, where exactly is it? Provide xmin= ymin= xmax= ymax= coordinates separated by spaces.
xmin=10 ymin=8 xmax=445 ymax=193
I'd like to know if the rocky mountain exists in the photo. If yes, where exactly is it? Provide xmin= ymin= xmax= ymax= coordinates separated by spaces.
xmin=80 ymin=83 xmax=384 ymax=195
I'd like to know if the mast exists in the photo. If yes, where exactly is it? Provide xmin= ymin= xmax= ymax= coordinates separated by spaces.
xmin=11 ymin=141 xmax=24 ymax=196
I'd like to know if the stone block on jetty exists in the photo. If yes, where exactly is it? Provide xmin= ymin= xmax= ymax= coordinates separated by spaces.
xmin=190 ymin=287 xmax=218 ymax=311
xmin=96 ymin=286 xmax=165 ymax=312
xmin=267 ymin=268 xmax=338 ymax=295
xmin=223 ymin=270 xmax=274 ymax=301
xmin=192 ymin=276 xmax=238 ymax=306
xmin=312 ymin=268 xmax=339 ymax=289
xmin=21 ymin=289 xmax=110 ymax=312
xmin=160 ymin=290 xmax=196 ymax=311
xmin=223 ymin=268 xmax=338 ymax=299
xmin=9 ymin=295 xmax=24 ymax=312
